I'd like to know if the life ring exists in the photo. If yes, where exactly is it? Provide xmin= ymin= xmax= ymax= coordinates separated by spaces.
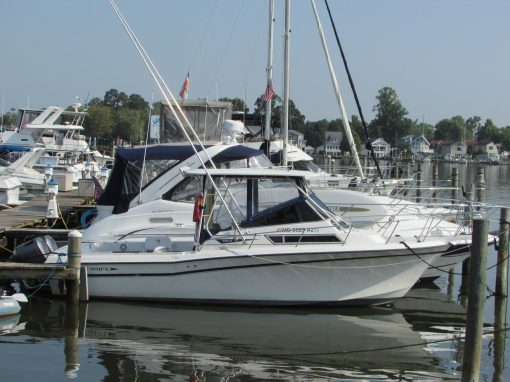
xmin=193 ymin=192 xmax=204 ymax=222
xmin=80 ymin=209 xmax=98 ymax=228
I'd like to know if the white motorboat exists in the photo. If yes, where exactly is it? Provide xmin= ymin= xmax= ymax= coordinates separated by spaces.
xmin=55 ymin=138 xmax=469 ymax=281
xmin=0 ymin=293 xmax=26 ymax=317
xmin=1 ymin=105 xmax=109 ymax=182
xmin=0 ymin=148 xmax=45 ymax=192
xmin=39 ymin=166 xmax=449 ymax=306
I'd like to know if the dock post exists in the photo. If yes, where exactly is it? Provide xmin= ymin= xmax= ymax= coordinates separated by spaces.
xmin=416 ymin=160 xmax=422 ymax=203
xmin=475 ymin=167 xmax=485 ymax=211
xmin=461 ymin=218 xmax=488 ymax=382
xmin=495 ymin=208 xmax=509 ymax=297
xmin=432 ymin=163 xmax=438 ymax=200
xmin=493 ymin=294 xmax=507 ymax=382
xmin=66 ymin=230 xmax=82 ymax=305
xmin=451 ymin=167 xmax=459 ymax=204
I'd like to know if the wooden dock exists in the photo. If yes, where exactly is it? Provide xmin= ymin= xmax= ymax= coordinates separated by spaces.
xmin=0 ymin=189 xmax=93 ymax=258
xmin=0 ymin=189 xmax=91 ymax=233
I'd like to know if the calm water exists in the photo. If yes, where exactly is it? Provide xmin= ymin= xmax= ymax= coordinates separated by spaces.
xmin=1 ymin=162 xmax=509 ymax=381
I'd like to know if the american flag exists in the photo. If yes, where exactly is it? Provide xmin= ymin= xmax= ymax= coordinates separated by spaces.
xmin=262 ymin=81 xmax=275 ymax=102
xmin=179 ymin=73 xmax=190 ymax=99
xmin=92 ymin=176 xmax=104 ymax=201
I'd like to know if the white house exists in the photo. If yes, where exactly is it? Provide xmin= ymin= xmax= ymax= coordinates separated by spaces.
xmin=316 ymin=130 xmax=342 ymax=156
xmin=437 ymin=141 xmax=467 ymax=161
xmin=472 ymin=139 xmax=500 ymax=164
xmin=362 ymin=138 xmax=392 ymax=158
xmin=401 ymin=135 xmax=434 ymax=159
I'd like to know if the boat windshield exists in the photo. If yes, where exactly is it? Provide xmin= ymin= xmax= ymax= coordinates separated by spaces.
xmin=205 ymin=176 xmax=323 ymax=231
xmin=292 ymin=160 xmax=322 ymax=173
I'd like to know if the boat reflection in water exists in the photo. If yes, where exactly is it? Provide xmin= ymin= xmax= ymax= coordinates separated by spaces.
xmin=16 ymin=285 xmax=469 ymax=381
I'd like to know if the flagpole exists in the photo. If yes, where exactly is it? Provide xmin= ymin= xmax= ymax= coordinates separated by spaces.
xmin=263 ymin=0 xmax=275 ymax=157
xmin=282 ymin=0 xmax=290 ymax=167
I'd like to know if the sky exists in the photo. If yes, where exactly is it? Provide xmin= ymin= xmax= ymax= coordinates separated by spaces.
xmin=1 ymin=0 xmax=509 ymax=128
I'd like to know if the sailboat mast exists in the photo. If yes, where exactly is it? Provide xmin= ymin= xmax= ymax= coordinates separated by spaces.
xmin=310 ymin=0 xmax=364 ymax=179
xmin=263 ymin=0 xmax=275 ymax=156
xmin=282 ymin=0 xmax=291 ymax=167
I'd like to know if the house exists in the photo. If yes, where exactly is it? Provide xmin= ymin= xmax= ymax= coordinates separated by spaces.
xmin=316 ymin=130 xmax=342 ymax=156
xmin=401 ymin=135 xmax=434 ymax=159
xmin=288 ymin=129 xmax=306 ymax=151
xmin=472 ymin=139 xmax=500 ymax=164
xmin=361 ymin=138 xmax=392 ymax=158
xmin=436 ymin=141 xmax=467 ymax=160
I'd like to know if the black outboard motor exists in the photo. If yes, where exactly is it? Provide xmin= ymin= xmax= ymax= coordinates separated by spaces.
xmin=9 ymin=235 xmax=58 ymax=263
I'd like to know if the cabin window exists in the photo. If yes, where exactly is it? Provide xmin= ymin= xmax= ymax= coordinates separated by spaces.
xmin=267 ymin=235 xmax=341 ymax=244
xmin=163 ymin=177 xmax=202 ymax=203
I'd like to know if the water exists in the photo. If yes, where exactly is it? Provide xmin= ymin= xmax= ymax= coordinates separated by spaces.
xmin=1 ymin=162 xmax=509 ymax=381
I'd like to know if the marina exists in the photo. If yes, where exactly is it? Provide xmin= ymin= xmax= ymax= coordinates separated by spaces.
xmin=1 ymin=1 xmax=509 ymax=381
xmin=0 ymin=160 xmax=508 ymax=380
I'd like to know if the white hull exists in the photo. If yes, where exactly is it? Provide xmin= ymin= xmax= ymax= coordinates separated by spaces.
xmin=49 ymin=243 xmax=446 ymax=305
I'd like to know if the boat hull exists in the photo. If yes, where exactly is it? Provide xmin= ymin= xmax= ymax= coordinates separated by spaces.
xmin=48 ymin=243 xmax=447 ymax=306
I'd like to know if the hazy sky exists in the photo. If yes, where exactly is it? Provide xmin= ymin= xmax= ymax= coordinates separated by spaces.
xmin=1 ymin=0 xmax=509 ymax=127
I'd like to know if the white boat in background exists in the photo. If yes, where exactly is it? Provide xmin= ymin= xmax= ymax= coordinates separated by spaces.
xmin=0 ymin=148 xmax=45 ymax=191
xmin=1 ymin=104 xmax=110 ymax=183
xmin=0 ymin=293 xmax=26 ymax=317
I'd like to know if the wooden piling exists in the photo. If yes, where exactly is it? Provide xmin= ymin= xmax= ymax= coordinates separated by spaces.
xmin=432 ymin=163 xmax=438 ymax=200
xmin=451 ymin=167 xmax=459 ymax=204
xmin=416 ymin=160 xmax=422 ymax=203
xmin=493 ymin=295 xmax=507 ymax=382
xmin=476 ymin=167 xmax=485 ymax=210
xmin=495 ymin=207 xmax=509 ymax=297
xmin=461 ymin=218 xmax=488 ymax=382
xmin=65 ymin=230 xmax=82 ymax=305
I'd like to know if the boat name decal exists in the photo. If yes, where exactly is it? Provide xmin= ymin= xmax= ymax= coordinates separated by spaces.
xmin=88 ymin=266 xmax=117 ymax=272
xmin=276 ymin=227 xmax=319 ymax=233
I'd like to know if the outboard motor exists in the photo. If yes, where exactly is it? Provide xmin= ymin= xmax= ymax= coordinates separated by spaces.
xmin=9 ymin=235 xmax=58 ymax=263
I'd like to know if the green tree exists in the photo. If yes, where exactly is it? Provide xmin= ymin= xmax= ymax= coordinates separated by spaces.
xmin=302 ymin=119 xmax=329 ymax=148
xmin=409 ymin=121 xmax=434 ymax=141
xmin=499 ymin=126 xmax=510 ymax=151
xmin=477 ymin=118 xmax=499 ymax=142
xmin=219 ymin=97 xmax=249 ymax=113
xmin=433 ymin=116 xmax=465 ymax=141
xmin=127 ymin=93 xmax=149 ymax=110
xmin=273 ymin=99 xmax=306 ymax=132
xmin=253 ymin=94 xmax=282 ymax=119
xmin=1 ymin=111 xmax=17 ymax=127
xmin=104 ymin=88 xmax=129 ymax=109
xmin=465 ymin=116 xmax=482 ymax=140
xmin=116 ymin=108 xmax=146 ymax=143
xmin=369 ymin=87 xmax=412 ymax=145
xmin=84 ymin=105 xmax=115 ymax=139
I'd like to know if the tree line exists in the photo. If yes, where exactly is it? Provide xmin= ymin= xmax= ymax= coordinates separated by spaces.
xmin=2 ymin=87 xmax=508 ymax=152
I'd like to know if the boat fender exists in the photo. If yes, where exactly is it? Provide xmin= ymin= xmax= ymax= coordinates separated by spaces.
xmin=80 ymin=209 xmax=98 ymax=229
xmin=193 ymin=192 xmax=204 ymax=222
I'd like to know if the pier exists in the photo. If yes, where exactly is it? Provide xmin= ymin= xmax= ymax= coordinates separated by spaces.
xmin=0 ymin=188 xmax=93 ymax=258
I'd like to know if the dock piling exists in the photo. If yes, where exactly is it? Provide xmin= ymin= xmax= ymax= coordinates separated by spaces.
xmin=476 ymin=167 xmax=485 ymax=210
xmin=495 ymin=207 xmax=509 ymax=297
xmin=461 ymin=218 xmax=488 ymax=382
xmin=451 ymin=167 xmax=459 ymax=204
xmin=65 ymin=230 xmax=82 ymax=305
xmin=415 ymin=161 xmax=422 ymax=203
